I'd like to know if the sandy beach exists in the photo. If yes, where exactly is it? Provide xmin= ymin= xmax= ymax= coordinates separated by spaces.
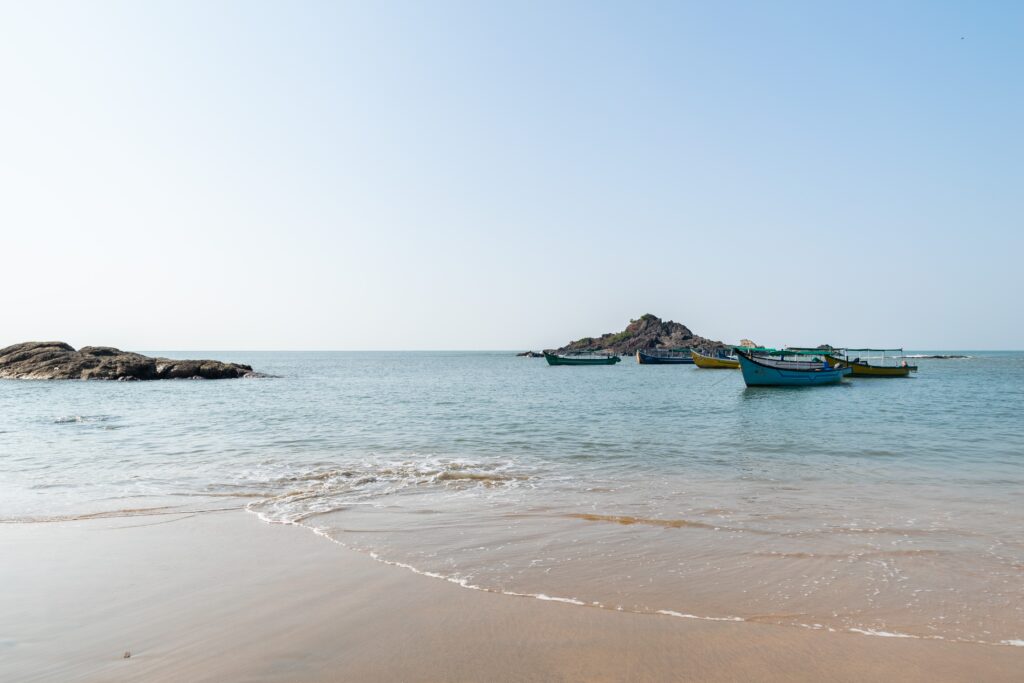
xmin=2 ymin=508 xmax=1020 ymax=683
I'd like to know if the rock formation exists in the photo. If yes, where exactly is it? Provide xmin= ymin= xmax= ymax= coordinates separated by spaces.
xmin=0 ymin=342 xmax=259 ymax=380
xmin=550 ymin=314 xmax=725 ymax=355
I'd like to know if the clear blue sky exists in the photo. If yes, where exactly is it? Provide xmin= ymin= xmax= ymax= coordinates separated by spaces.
xmin=1 ymin=1 xmax=1020 ymax=350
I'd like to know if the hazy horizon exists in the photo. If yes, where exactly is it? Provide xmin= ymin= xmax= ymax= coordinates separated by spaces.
xmin=13 ymin=340 xmax=1019 ymax=353
xmin=3 ymin=2 xmax=1021 ymax=351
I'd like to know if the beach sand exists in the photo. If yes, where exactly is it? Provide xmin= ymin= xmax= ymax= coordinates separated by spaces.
xmin=2 ymin=509 xmax=1020 ymax=682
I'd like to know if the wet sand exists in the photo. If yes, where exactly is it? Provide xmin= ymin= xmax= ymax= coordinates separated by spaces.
xmin=2 ymin=510 xmax=1020 ymax=682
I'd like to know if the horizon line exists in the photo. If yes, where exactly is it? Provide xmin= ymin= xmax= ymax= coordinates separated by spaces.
xmin=130 ymin=347 xmax=1022 ymax=353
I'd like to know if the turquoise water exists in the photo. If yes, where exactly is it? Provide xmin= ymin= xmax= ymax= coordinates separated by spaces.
xmin=2 ymin=352 xmax=1022 ymax=645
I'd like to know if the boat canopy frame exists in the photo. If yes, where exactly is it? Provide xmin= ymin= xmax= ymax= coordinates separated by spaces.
xmin=736 ymin=347 xmax=834 ymax=357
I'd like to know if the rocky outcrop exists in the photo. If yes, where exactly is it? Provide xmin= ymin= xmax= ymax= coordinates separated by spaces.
xmin=0 ymin=342 xmax=259 ymax=380
xmin=550 ymin=314 xmax=725 ymax=355
xmin=516 ymin=351 xmax=544 ymax=358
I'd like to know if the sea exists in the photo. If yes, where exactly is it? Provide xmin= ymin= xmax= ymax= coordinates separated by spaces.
xmin=2 ymin=351 xmax=1022 ymax=647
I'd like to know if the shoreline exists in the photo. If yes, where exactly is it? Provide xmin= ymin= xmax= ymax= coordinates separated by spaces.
xmin=263 ymin=509 xmax=1023 ymax=649
xmin=2 ymin=509 xmax=1021 ymax=682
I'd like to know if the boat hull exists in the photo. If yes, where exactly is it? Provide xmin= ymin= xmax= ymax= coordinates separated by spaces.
xmin=636 ymin=350 xmax=694 ymax=364
xmin=691 ymin=349 xmax=739 ymax=369
xmin=545 ymin=353 xmax=621 ymax=366
xmin=736 ymin=350 xmax=850 ymax=386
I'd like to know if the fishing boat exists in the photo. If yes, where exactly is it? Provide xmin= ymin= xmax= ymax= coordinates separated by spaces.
xmin=825 ymin=348 xmax=917 ymax=377
xmin=636 ymin=348 xmax=694 ymax=364
xmin=734 ymin=348 xmax=850 ymax=386
xmin=691 ymin=349 xmax=740 ymax=369
xmin=544 ymin=350 xmax=621 ymax=366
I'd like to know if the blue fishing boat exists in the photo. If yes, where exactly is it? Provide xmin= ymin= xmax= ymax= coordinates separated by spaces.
xmin=734 ymin=348 xmax=850 ymax=387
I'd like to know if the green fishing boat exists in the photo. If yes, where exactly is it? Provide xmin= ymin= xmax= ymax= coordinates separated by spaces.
xmin=544 ymin=350 xmax=621 ymax=366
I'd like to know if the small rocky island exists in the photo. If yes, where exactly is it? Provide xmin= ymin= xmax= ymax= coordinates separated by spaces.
xmin=539 ymin=313 xmax=726 ymax=356
xmin=0 ymin=342 xmax=259 ymax=380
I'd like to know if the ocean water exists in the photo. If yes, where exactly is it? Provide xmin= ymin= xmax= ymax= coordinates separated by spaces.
xmin=2 ymin=351 xmax=1022 ymax=646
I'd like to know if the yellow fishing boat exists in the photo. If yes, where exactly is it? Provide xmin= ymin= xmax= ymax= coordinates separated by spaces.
xmin=691 ymin=349 xmax=740 ymax=369
xmin=823 ymin=349 xmax=917 ymax=378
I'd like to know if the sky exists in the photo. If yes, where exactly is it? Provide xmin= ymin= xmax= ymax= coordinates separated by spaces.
xmin=1 ymin=1 xmax=1021 ymax=350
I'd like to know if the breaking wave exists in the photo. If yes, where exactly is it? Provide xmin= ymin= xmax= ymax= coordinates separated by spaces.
xmin=244 ymin=457 xmax=536 ymax=524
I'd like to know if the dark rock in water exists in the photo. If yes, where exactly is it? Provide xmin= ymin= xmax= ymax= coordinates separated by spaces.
xmin=516 ymin=351 xmax=544 ymax=358
xmin=78 ymin=346 xmax=122 ymax=357
xmin=0 ymin=341 xmax=260 ymax=380
xmin=553 ymin=314 xmax=725 ymax=355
